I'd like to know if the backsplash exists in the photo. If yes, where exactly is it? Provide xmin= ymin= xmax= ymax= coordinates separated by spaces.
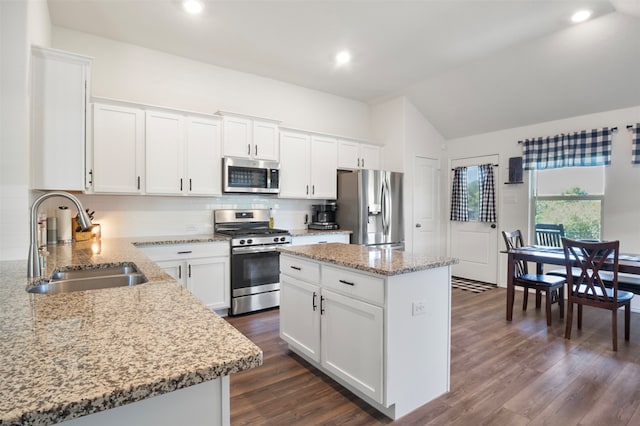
xmin=38 ymin=194 xmax=321 ymax=238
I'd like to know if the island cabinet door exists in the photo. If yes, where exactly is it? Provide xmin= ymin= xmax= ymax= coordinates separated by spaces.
xmin=320 ymin=289 xmax=384 ymax=404
xmin=280 ymin=276 xmax=321 ymax=362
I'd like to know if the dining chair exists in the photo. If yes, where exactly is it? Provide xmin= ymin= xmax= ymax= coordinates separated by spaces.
xmin=562 ymin=238 xmax=634 ymax=351
xmin=502 ymin=230 xmax=566 ymax=326
xmin=534 ymin=223 xmax=565 ymax=247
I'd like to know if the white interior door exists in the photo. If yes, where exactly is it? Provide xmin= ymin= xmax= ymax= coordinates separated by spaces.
xmin=412 ymin=156 xmax=440 ymax=255
xmin=449 ymin=155 xmax=499 ymax=283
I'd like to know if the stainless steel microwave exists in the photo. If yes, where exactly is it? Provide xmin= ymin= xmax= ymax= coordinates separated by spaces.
xmin=223 ymin=157 xmax=280 ymax=194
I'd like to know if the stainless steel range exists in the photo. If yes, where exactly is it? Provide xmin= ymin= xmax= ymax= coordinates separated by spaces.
xmin=214 ymin=209 xmax=291 ymax=316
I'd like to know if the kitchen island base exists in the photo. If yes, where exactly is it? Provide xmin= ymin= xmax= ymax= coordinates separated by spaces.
xmin=58 ymin=377 xmax=229 ymax=426
xmin=279 ymin=244 xmax=455 ymax=420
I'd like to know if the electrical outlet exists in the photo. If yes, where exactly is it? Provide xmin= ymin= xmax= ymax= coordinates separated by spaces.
xmin=412 ymin=300 xmax=426 ymax=316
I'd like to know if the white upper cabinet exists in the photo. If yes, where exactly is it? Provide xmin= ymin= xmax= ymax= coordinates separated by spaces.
xmin=91 ymin=99 xmax=221 ymax=196
xmin=185 ymin=117 xmax=222 ymax=196
xmin=146 ymin=110 xmax=222 ymax=196
xmin=91 ymin=103 xmax=145 ymax=194
xmin=338 ymin=139 xmax=381 ymax=170
xmin=220 ymin=113 xmax=279 ymax=161
xmin=279 ymin=130 xmax=337 ymax=200
xmin=146 ymin=110 xmax=184 ymax=195
xmin=30 ymin=46 xmax=92 ymax=191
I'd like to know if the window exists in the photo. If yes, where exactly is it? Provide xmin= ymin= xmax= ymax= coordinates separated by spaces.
xmin=532 ymin=166 xmax=604 ymax=240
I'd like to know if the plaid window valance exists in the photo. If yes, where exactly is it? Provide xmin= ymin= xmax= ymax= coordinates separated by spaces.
xmin=632 ymin=123 xmax=640 ymax=164
xmin=520 ymin=128 xmax=612 ymax=170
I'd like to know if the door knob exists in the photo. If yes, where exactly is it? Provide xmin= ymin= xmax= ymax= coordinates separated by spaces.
xmin=415 ymin=223 xmax=422 ymax=228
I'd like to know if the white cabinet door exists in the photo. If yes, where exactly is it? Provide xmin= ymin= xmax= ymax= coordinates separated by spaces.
xmin=253 ymin=120 xmax=279 ymax=161
xmin=31 ymin=46 xmax=91 ymax=191
xmin=145 ymin=111 xmax=184 ymax=195
xmin=280 ymin=276 xmax=321 ymax=362
xmin=337 ymin=139 xmax=360 ymax=170
xmin=221 ymin=115 xmax=252 ymax=158
xmin=310 ymin=135 xmax=338 ymax=199
xmin=185 ymin=117 xmax=222 ymax=196
xmin=338 ymin=140 xmax=381 ymax=170
xmin=92 ymin=103 xmax=145 ymax=194
xmin=156 ymin=259 xmax=187 ymax=288
xmin=320 ymin=288 xmax=384 ymax=404
xmin=360 ymin=144 xmax=381 ymax=170
xmin=279 ymin=131 xmax=311 ymax=198
xmin=188 ymin=257 xmax=230 ymax=311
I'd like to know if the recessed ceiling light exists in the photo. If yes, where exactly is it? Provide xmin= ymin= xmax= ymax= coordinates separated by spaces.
xmin=571 ymin=9 xmax=592 ymax=23
xmin=183 ymin=0 xmax=204 ymax=15
xmin=335 ymin=50 xmax=351 ymax=65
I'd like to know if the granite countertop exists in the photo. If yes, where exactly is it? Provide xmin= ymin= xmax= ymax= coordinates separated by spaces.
xmin=0 ymin=237 xmax=261 ymax=426
xmin=279 ymin=243 xmax=458 ymax=276
xmin=288 ymin=228 xmax=352 ymax=236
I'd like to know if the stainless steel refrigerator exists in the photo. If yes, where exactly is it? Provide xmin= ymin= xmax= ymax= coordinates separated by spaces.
xmin=336 ymin=169 xmax=405 ymax=250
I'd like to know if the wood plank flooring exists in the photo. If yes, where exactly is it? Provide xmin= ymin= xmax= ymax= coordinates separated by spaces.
xmin=225 ymin=287 xmax=640 ymax=425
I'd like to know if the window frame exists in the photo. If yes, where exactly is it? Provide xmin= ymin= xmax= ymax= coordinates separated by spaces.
xmin=529 ymin=169 xmax=605 ymax=243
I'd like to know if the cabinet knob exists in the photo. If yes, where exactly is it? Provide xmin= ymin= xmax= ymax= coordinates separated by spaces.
xmin=415 ymin=223 xmax=422 ymax=228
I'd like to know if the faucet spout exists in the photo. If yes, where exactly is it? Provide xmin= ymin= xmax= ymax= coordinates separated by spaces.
xmin=28 ymin=191 xmax=93 ymax=279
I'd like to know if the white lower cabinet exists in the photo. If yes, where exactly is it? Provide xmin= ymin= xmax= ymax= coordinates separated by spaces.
xmin=280 ymin=252 xmax=451 ymax=420
xmin=280 ymin=255 xmax=384 ymax=404
xmin=139 ymin=243 xmax=230 ymax=311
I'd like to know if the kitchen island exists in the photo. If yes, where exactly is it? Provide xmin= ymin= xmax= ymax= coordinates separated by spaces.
xmin=278 ymin=243 xmax=457 ymax=420
xmin=0 ymin=237 xmax=261 ymax=426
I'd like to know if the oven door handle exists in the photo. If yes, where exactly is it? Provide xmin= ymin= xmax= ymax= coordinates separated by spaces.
xmin=232 ymin=245 xmax=287 ymax=254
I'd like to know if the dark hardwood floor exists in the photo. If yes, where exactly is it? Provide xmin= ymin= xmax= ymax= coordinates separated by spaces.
xmin=225 ymin=287 xmax=640 ymax=425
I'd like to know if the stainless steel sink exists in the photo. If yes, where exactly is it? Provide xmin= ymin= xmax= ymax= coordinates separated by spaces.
xmin=50 ymin=264 xmax=141 ymax=280
xmin=28 ymin=263 xmax=148 ymax=294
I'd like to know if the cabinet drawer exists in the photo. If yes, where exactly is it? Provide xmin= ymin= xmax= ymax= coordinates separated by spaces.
xmin=281 ymin=255 xmax=320 ymax=284
xmin=322 ymin=265 xmax=384 ymax=305
xmin=138 ymin=242 xmax=228 ymax=261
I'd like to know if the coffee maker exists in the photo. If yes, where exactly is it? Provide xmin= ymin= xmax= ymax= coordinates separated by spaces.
xmin=308 ymin=203 xmax=339 ymax=230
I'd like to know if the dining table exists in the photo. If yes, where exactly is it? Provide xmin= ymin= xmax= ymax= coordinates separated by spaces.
xmin=504 ymin=246 xmax=640 ymax=321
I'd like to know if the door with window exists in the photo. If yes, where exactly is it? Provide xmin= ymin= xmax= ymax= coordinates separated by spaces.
xmin=450 ymin=155 xmax=499 ymax=283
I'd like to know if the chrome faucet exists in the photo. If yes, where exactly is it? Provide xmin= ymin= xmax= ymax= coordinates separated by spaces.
xmin=28 ymin=191 xmax=93 ymax=279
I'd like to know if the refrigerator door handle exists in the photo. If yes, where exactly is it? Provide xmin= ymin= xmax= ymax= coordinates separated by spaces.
xmin=381 ymin=175 xmax=390 ymax=235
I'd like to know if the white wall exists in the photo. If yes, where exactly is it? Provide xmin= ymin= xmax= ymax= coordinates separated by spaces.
xmin=445 ymin=105 xmax=640 ymax=287
xmin=0 ymin=0 xmax=52 ymax=261
xmin=371 ymin=96 xmax=446 ymax=254
xmin=53 ymin=28 xmax=371 ymax=141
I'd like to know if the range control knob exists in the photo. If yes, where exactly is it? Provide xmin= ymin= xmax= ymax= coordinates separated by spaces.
xmin=280 ymin=237 xmax=287 ymax=242
xmin=273 ymin=237 xmax=279 ymax=242
xmin=247 ymin=239 xmax=253 ymax=244
xmin=239 ymin=239 xmax=246 ymax=245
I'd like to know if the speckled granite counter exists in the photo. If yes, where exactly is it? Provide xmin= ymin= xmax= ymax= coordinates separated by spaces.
xmin=279 ymin=243 xmax=457 ymax=276
xmin=288 ymin=229 xmax=352 ymax=237
xmin=0 ymin=237 xmax=261 ymax=426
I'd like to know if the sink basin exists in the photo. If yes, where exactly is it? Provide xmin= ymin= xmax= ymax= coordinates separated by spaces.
xmin=27 ymin=263 xmax=148 ymax=294
xmin=50 ymin=264 xmax=141 ymax=280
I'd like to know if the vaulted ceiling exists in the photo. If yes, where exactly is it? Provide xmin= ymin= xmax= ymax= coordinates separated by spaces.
xmin=47 ymin=0 xmax=640 ymax=139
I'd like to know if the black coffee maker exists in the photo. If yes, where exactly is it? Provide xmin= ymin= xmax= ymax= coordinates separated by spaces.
xmin=308 ymin=203 xmax=339 ymax=230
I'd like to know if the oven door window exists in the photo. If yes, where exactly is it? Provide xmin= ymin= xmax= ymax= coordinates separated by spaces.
xmin=231 ymin=250 xmax=280 ymax=290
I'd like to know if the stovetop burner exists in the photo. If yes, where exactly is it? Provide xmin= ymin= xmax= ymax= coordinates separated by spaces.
xmin=214 ymin=208 xmax=292 ymax=247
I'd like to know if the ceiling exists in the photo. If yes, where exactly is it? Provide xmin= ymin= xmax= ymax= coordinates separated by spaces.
xmin=47 ymin=0 xmax=640 ymax=139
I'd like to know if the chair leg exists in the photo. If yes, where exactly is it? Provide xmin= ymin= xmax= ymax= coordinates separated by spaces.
xmin=558 ymin=286 xmax=565 ymax=319
xmin=612 ymin=309 xmax=618 ymax=352
xmin=625 ymin=303 xmax=631 ymax=341
xmin=522 ymin=288 xmax=529 ymax=311
xmin=577 ymin=305 xmax=583 ymax=330
xmin=565 ymin=301 xmax=573 ymax=340
xmin=545 ymin=290 xmax=552 ymax=326
xmin=536 ymin=290 xmax=542 ymax=309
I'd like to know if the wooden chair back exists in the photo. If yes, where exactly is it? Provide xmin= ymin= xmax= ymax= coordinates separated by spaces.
xmin=535 ymin=223 xmax=565 ymax=247
xmin=562 ymin=238 xmax=619 ymax=304
xmin=502 ymin=230 xmax=528 ymax=278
